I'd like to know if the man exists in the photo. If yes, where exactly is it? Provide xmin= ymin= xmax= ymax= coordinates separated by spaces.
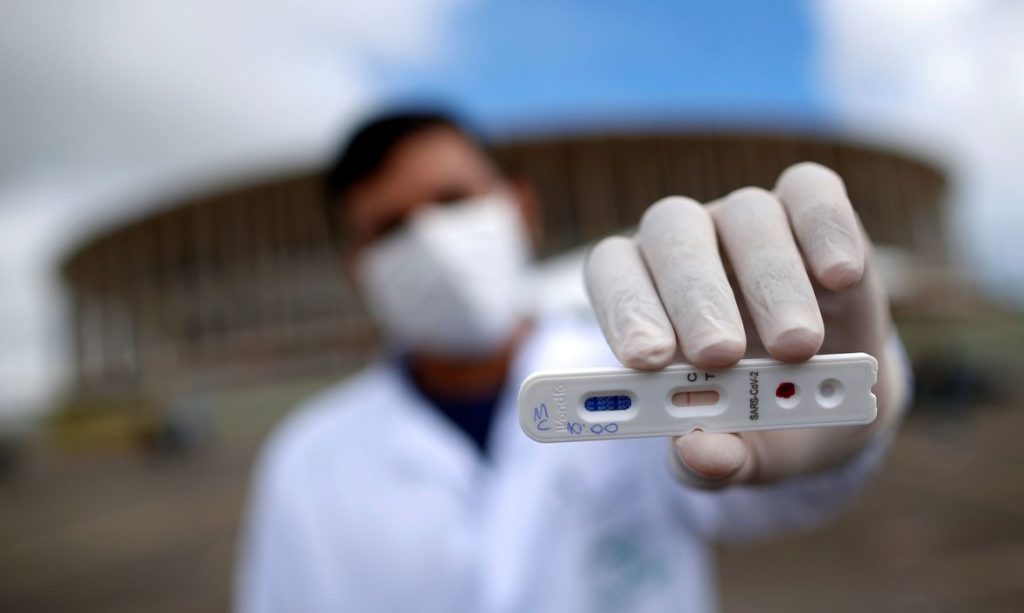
xmin=235 ymin=109 xmax=908 ymax=612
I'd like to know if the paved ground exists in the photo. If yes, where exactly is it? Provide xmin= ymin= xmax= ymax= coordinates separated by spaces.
xmin=0 ymin=379 xmax=1021 ymax=612
xmin=717 ymin=405 xmax=1024 ymax=612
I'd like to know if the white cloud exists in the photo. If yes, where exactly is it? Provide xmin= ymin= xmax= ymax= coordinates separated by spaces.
xmin=0 ymin=0 xmax=469 ymax=423
xmin=814 ymin=0 xmax=1024 ymax=304
xmin=0 ymin=0 xmax=466 ymax=188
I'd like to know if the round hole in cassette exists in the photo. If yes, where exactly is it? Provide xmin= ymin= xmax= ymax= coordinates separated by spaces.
xmin=816 ymin=378 xmax=844 ymax=409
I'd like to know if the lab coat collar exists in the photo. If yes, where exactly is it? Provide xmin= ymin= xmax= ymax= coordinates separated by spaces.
xmin=371 ymin=360 xmax=494 ymax=501
xmin=365 ymin=317 xmax=607 ymax=501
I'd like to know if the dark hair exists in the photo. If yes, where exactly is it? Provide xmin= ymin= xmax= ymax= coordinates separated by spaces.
xmin=322 ymin=108 xmax=484 ymax=238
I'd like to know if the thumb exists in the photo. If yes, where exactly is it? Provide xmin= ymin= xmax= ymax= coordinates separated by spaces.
xmin=671 ymin=431 xmax=758 ymax=489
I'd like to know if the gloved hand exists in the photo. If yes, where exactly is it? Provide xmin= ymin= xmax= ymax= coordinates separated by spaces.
xmin=584 ymin=162 xmax=908 ymax=487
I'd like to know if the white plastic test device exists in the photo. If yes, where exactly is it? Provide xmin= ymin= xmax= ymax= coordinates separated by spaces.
xmin=518 ymin=352 xmax=877 ymax=442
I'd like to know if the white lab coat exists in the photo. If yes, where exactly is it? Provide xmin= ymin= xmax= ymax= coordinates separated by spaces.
xmin=235 ymin=316 xmax=891 ymax=613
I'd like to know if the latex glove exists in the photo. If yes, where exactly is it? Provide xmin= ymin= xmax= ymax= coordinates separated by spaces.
xmin=584 ymin=162 xmax=908 ymax=487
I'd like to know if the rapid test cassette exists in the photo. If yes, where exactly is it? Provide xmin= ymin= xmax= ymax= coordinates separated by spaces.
xmin=518 ymin=352 xmax=877 ymax=442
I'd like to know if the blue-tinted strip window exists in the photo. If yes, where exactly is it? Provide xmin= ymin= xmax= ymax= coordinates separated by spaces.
xmin=584 ymin=395 xmax=632 ymax=411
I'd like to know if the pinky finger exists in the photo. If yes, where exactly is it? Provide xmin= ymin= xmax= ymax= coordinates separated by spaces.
xmin=775 ymin=162 xmax=865 ymax=290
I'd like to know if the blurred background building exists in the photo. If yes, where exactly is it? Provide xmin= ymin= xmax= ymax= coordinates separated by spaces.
xmin=1 ymin=1 xmax=1023 ymax=612
xmin=60 ymin=131 xmax=949 ymax=401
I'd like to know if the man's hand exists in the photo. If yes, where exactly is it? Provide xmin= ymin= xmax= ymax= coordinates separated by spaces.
xmin=584 ymin=162 xmax=907 ymax=488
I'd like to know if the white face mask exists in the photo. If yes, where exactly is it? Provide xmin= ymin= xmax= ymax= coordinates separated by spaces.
xmin=354 ymin=190 xmax=533 ymax=357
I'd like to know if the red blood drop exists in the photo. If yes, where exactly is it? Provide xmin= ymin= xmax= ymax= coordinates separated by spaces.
xmin=776 ymin=382 xmax=796 ymax=399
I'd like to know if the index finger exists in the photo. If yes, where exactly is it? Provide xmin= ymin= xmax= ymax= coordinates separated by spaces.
xmin=584 ymin=235 xmax=677 ymax=369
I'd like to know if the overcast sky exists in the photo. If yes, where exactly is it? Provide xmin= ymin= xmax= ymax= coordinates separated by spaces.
xmin=0 ymin=0 xmax=1021 ymax=421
